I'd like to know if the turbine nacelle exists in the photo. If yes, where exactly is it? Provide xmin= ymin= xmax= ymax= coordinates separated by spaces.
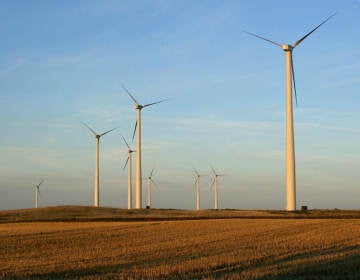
xmin=35 ymin=179 xmax=44 ymax=189
xmin=211 ymin=166 xmax=224 ymax=177
xmin=134 ymin=104 xmax=143 ymax=110
xmin=282 ymin=44 xmax=294 ymax=51
xmin=83 ymin=123 xmax=116 ymax=139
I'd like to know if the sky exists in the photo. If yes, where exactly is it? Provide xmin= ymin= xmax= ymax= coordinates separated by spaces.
xmin=0 ymin=0 xmax=359 ymax=211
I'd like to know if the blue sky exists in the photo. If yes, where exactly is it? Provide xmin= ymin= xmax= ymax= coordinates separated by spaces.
xmin=1 ymin=0 xmax=359 ymax=210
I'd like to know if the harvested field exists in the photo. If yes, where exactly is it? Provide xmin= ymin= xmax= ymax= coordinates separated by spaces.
xmin=0 ymin=211 xmax=359 ymax=279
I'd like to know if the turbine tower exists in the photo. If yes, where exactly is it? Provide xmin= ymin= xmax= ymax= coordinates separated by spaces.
xmin=122 ymin=135 xmax=135 ymax=210
xmin=210 ymin=166 xmax=224 ymax=210
xmin=147 ymin=168 xmax=156 ymax=209
xmin=83 ymin=123 xmax=116 ymax=207
xmin=34 ymin=179 xmax=44 ymax=208
xmin=193 ymin=169 xmax=206 ymax=211
xmin=122 ymin=84 xmax=167 ymax=209
xmin=244 ymin=14 xmax=335 ymax=211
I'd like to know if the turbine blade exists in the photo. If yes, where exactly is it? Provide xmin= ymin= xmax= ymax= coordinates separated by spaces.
xmin=132 ymin=121 xmax=137 ymax=142
xmin=83 ymin=122 xmax=97 ymax=136
xmin=100 ymin=127 xmax=116 ymax=137
xmin=210 ymin=179 xmax=215 ymax=189
xmin=243 ymin=30 xmax=282 ymax=47
xmin=121 ymin=84 xmax=140 ymax=105
xmin=38 ymin=179 xmax=44 ymax=187
xmin=123 ymin=156 xmax=129 ymax=170
xmin=293 ymin=13 xmax=336 ymax=48
xmin=193 ymin=168 xmax=200 ymax=176
xmin=143 ymin=99 xmax=169 ymax=108
xmin=150 ymin=168 xmax=155 ymax=177
xmin=121 ymin=135 xmax=130 ymax=149
xmin=210 ymin=165 xmax=216 ymax=175
xmin=290 ymin=52 xmax=298 ymax=107
xmin=151 ymin=179 xmax=158 ymax=188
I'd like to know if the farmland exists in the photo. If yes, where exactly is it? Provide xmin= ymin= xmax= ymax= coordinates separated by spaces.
xmin=0 ymin=207 xmax=359 ymax=279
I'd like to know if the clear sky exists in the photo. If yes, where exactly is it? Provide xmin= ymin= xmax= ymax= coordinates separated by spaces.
xmin=1 ymin=0 xmax=359 ymax=210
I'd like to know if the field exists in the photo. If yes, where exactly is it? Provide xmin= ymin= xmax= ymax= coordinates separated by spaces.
xmin=0 ymin=207 xmax=359 ymax=279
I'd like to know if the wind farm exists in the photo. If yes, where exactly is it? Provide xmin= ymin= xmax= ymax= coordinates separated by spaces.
xmin=1 ymin=1 xmax=359 ymax=279
xmin=122 ymin=84 xmax=168 ymax=210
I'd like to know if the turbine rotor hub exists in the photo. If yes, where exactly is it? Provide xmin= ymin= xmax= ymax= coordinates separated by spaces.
xmin=135 ymin=104 xmax=143 ymax=110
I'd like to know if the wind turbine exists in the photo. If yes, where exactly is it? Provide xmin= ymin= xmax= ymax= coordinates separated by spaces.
xmin=122 ymin=84 xmax=168 ymax=209
xmin=210 ymin=166 xmax=224 ymax=210
xmin=34 ymin=179 xmax=44 ymax=208
xmin=122 ymin=135 xmax=135 ymax=210
xmin=244 ymin=14 xmax=335 ymax=211
xmin=146 ymin=168 xmax=157 ymax=209
xmin=83 ymin=123 xmax=116 ymax=207
xmin=193 ymin=169 xmax=206 ymax=211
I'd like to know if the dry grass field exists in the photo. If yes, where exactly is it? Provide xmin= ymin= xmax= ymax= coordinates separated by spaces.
xmin=0 ymin=207 xmax=359 ymax=279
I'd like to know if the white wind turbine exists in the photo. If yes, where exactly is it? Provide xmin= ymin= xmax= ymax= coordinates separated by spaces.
xmin=193 ymin=169 xmax=206 ymax=211
xmin=122 ymin=84 xmax=168 ymax=209
xmin=122 ymin=135 xmax=135 ymax=210
xmin=83 ymin=123 xmax=116 ymax=207
xmin=244 ymin=14 xmax=335 ymax=211
xmin=146 ymin=168 xmax=157 ymax=209
xmin=210 ymin=166 xmax=224 ymax=210
xmin=34 ymin=179 xmax=44 ymax=208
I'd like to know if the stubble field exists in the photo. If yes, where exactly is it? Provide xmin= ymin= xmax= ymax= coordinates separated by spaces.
xmin=0 ymin=208 xmax=359 ymax=279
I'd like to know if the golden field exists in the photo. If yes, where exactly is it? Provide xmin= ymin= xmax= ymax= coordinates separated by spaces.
xmin=0 ymin=207 xmax=359 ymax=279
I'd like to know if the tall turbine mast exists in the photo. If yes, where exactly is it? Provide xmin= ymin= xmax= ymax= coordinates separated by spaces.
xmin=122 ymin=84 xmax=168 ymax=209
xmin=34 ymin=179 xmax=44 ymax=208
xmin=210 ymin=166 xmax=224 ymax=210
xmin=244 ymin=14 xmax=335 ymax=211
xmin=147 ymin=168 xmax=156 ymax=209
xmin=83 ymin=123 xmax=116 ymax=207
xmin=193 ymin=169 xmax=206 ymax=211
xmin=122 ymin=135 xmax=135 ymax=209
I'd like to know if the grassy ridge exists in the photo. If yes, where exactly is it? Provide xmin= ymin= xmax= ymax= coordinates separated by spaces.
xmin=0 ymin=206 xmax=359 ymax=223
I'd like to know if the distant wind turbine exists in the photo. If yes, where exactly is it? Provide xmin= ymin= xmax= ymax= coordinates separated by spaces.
xmin=83 ymin=123 xmax=116 ymax=207
xmin=34 ymin=179 xmax=44 ymax=208
xmin=146 ymin=168 xmax=157 ymax=209
xmin=122 ymin=84 xmax=168 ymax=209
xmin=122 ymin=135 xmax=135 ymax=210
xmin=193 ymin=169 xmax=206 ymax=211
xmin=244 ymin=13 xmax=335 ymax=211
xmin=210 ymin=166 xmax=224 ymax=210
